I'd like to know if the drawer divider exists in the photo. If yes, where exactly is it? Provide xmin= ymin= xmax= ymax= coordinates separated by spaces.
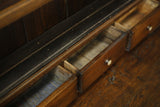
xmin=64 ymin=60 xmax=78 ymax=74
xmin=63 ymin=60 xmax=83 ymax=93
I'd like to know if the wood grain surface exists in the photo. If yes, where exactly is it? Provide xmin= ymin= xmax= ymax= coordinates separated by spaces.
xmin=0 ymin=19 xmax=26 ymax=59
xmin=70 ymin=27 xmax=160 ymax=107
xmin=23 ymin=0 xmax=66 ymax=41
xmin=0 ymin=0 xmax=66 ymax=58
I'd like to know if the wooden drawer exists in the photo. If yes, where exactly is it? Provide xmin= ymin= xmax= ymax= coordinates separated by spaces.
xmin=80 ymin=34 xmax=127 ymax=91
xmin=10 ymin=66 xmax=77 ymax=107
xmin=129 ymin=7 xmax=160 ymax=50
xmin=63 ymin=26 xmax=127 ymax=92
xmin=115 ymin=0 xmax=160 ymax=51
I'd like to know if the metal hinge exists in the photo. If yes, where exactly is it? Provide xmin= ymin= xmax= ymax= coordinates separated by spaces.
xmin=126 ymin=30 xmax=134 ymax=52
xmin=76 ymin=71 xmax=83 ymax=94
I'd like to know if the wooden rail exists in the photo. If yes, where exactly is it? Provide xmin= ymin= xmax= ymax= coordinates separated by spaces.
xmin=0 ymin=0 xmax=52 ymax=29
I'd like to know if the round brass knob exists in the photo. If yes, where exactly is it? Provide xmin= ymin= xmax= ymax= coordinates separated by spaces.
xmin=105 ymin=59 xmax=112 ymax=66
xmin=147 ymin=26 xmax=153 ymax=31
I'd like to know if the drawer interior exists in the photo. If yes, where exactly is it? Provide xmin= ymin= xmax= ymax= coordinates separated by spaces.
xmin=63 ymin=26 xmax=123 ymax=72
xmin=11 ymin=66 xmax=72 ymax=107
xmin=115 ymin=0 xmax=159 ymax=31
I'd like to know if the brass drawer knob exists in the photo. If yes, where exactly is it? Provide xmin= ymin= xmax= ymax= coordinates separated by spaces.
xmin=105 ymin=59 xmax=112 ymax=66
xmin=147 ymin=26 xmax=153 ymax=31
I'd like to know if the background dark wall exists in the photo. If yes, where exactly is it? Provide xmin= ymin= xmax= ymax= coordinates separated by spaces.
xmin=67 ymin=0 xmax=94 ymax=16
xmin=0 ymin=0 xmax=20 ymax=11
xmin=0 ymin=19 xmax=26 ymax=59
xmin=0 ymin=0 xmax=95 ymax=59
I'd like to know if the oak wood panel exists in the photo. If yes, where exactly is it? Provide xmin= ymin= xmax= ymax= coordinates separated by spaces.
xmin=128 ymin=6 xmax=160 ymax=50
xmin=0 ymin=19 xmax=26 ymax=59
xmin=70 ymin=27 xmax=160 ymax=107
xmin=23 ymin=0 xmax=66 ymax=40
xmin=0 ymin=0 xmax=53 ymax=29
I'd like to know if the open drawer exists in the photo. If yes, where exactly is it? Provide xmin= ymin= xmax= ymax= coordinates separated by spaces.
xmin=10 ymin=66 xmax=77 ymax=107
xmin=115 ymin=0 xmax=160 ymax=50
xmin=62 ymin=26 xmax=127 ymax=92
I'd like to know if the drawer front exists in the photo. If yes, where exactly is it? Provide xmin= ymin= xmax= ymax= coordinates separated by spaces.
xmin=38 ymin=77 xmax=77 ymax=107
xmin=128 ymin=7 xmax=160 ymax=50
xmin=81 ymin=34 xmax=127 ymax=91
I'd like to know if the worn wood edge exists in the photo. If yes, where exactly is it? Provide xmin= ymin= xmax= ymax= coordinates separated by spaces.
xmin=57 ymin=65 xmax=72 ymax=76
xmin=0 ymin=0 xmax=141 ymax=106
xmin=38 ymin=76 xmax=77 ymax=107
xmin=0 ymin=0 xmax=52 ymax=29
xmin=116 ymin=6 xmax=138 ymax=23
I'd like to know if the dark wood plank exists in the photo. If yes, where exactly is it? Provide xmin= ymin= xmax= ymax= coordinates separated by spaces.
xmin=23 ymin=0 xmax=66 ymax=40
xmin=0 ymin=19 xmax=26 ymax=59
xmin=70 ymin=28 xmax=160 ymax=107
